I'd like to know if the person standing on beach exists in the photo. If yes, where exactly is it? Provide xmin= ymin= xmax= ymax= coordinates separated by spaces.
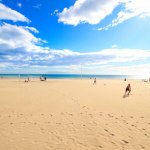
xmin=125 ymin=84 xmax=131 ymax=96
xmin=93 ymin=78 xmax=96 ymax=85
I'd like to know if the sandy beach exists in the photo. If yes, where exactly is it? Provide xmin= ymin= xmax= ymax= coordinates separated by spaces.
xmin=0 ymin=78 xmax=150 ymax=150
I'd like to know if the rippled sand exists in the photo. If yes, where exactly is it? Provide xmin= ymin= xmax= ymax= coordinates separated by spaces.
xmin=0 ymin=79 xmax=150 ymax=150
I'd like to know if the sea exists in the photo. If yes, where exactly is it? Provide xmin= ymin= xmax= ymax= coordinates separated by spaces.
xmin=0 ymin=74 xmax=144 ymax=79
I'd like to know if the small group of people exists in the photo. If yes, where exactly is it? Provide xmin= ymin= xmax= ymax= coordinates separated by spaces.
xmin=24 ymin=77 xmax=30 ymax=82
xmin=143 ymin=78 xmax=150 ymax=82
xmin=40 ymin=76 xmax=46 ymax=81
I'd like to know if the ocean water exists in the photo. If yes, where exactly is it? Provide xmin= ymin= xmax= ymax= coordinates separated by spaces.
xmin=0 ymin=74 xmax=135 ymax=79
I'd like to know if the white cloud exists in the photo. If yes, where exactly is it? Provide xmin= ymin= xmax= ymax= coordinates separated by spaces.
xmin=1 ymin=2 xmax=150 ymax=75
xmin=77 ymin=63 xmax=150 ymax=77
xmin=24 ymin=26 xmax=39 ymax=33
xmin=57 ymin=0 xmax=150 ymax=28
xmin=102 ymin=64 xmax=150 ymax=77
xmin=0 ymin=22 xmax=150 ymax=74
xmin=0 ymin=21 xmax=150 ymax=66
xmin=1 ymin=23 xmax=150 ymax=68
xmin=51 ymin=9 xmax=59 ymax=16
xmin=0 ymin=3 xmax=29 ymax=22
xmin=0 ymin=23 xmax=41 ymax=51
xmin=98 ymin=0 xmax=150 ymax=30
xmin=114 ymin=0 xmax=150 ymax=24
xmin=58 ymin=0 xmax=121 ymax=26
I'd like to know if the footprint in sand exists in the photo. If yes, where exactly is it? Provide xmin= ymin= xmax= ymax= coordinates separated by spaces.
xmin=122 ymin=140 xmax=129 ymax=144
xmin=122 ymin=119 xmax=128 ymax=124
xmin=111 ymin=141 xmax=116 ymax=146
xmin=140 ymin=145 xmax=145 ymax=149
xmin=140 ymin=116 xmax=144 ymax=119
xmin=40 ymin=127 xmax=44 ymax=131
xmin=66 ymin=113 xmax=73 ymax=116
xmin=82 ymin=106 xmax=86 ymax=109
xmin=110 ymin=133 xmax=115 ymax=136
xmin=104 ymin=129 xmax=115 ymax=136
xmin=131 ymin=124 xmax=137 ymax=128
xmin=56 ymin=123 xmax=61 ymax=125
xmin=99 ymin=112 xmax=103 ymax=116
xmin=104 ymin=129 xmax=109 ymax=132
xmin=55 ymin=135 xmax=62 ymax=141
xmin=34 ymin=122 xmax=37 ymax=125
xmin=98 ymin=145 xmax=103 ymax=148
xmin=144 ymin=133 xmax=148 ymax=137
xmin=108 ymin=114 xmax=114 ymax=118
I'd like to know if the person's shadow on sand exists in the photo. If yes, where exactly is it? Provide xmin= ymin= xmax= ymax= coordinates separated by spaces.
xmin=123 ymin=94 xmax=129 ymax=98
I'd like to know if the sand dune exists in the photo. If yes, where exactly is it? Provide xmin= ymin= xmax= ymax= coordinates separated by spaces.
xmin=0 ymin=79 xmax=150 ymax=150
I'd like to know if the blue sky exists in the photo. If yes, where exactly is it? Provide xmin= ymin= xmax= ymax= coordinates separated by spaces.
xmin=0 ymin=0 xmax=150 ymax=76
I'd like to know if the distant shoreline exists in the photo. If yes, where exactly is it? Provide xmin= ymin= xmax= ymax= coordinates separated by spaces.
xmin=0 ymin=74 xmax=147 ymax=79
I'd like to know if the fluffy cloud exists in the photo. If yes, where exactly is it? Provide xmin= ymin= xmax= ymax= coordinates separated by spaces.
xmin=1 ymin=21 xmax=150 ymax=74
xmin=1 ymin=23 xmax=150 ymax=67
xmin=58 ymin=0 xmax=120 ymax=26
xmin=0 ymin=22 xmax=150 ymax=67
xmin=100 ymin=64 xmax=150 ymax=77
xmin=111 ymin=0 xmax=150 ymax=26
xmin=58 ymin=0 xmax=150 ymax=28
xmin=98 ymin=0 xmax=150 ymax=30
xmin=0 ymin=23 xmax=45 ymax=53
xmin=1 ymin=3 xmax=150 ymax=75
xmin=0 ymin=3 xmax=29 ymax=22
xmin=78 ymin=63 xmax=150 ymax=77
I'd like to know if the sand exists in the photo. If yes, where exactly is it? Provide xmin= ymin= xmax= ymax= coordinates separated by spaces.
xmin=0 ymin=78 xmax=150 ymax=150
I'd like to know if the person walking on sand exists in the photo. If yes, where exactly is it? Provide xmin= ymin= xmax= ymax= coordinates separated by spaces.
xmin=93 ymin=78 xmax=96 ymax=85
xmin=125 ymin=83 xmax=131 ymax=96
